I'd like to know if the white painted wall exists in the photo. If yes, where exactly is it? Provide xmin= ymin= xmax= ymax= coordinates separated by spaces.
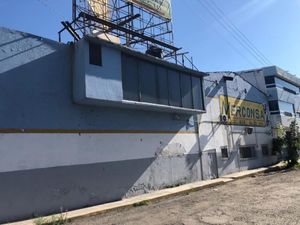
xmin=0 ymin=132 xmax=199 ymax=173
xmin=199 ymin=96 xmax=277 ymax=176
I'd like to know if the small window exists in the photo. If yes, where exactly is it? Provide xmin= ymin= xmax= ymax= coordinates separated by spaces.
xmin=278 ymin=101 xmax=295 ymax=116
xmin=275 ymin=77 xmax=299 ymax=95
xmin=262 ymin=145 xmax=269 ymax=156
xmin=240 ymin=146 xmax=256 ymax=159
xmin=221 ymin=147 xmax=229 ymax=159
xmin=282 ymin=87 xmax=297 ymax=95
xmin=264 ymin=76 xmax=275 ymax=85
xmin=268 ymin=101 xmax=279 ymax=112
xmin=89 ymin=42 xmax=102 ymax=66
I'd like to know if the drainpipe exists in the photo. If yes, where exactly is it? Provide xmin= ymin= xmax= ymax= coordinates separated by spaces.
xmin=222 ymin=75 xmax=240 ymax=170
xmin=194 ymin=114 xmax=204 ymax=181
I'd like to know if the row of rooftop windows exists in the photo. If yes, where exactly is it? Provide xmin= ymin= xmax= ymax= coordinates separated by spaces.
xmin=88 ymin=42 xmax=300 ymax=117
xmin=88 ymin=42 xmax=205 ymax=111
xmin=221 ymin=144 xmax=272 ymax=160
xmin=268 ymin=100 xmax=300 ymax=119
xmin=264 ymin=76 xmax=300 ymax=95
xmin=121 ymin=54 xmax=205 ymax=110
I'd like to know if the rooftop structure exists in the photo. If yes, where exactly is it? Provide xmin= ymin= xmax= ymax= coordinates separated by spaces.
xmin=59 ymin=0 xmax=197 ymax=69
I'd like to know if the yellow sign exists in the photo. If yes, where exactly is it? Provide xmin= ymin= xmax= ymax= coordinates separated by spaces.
xmin=129 ymin=0 xmax=172 ymax=20
xmin=220 ymin=96 xmax=266 ymax=127
xmin=87 ymin=0 xmax=108 ymax=19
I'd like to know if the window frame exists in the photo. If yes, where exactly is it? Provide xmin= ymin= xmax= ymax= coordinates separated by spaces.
xmin=265 ymin=75 xmax=300 ymax=95
xmin=89 ymin=42 xmax=103 ymax=66
xmin=239 ymin=145 xmax=256 ymax=160
xmin=121 ymin=53 xmax=205 ymax=112
xmin=221 ymin=146 xmax=229 ymax=159
xmin=268 ymin=100 xmax=295 ymax=117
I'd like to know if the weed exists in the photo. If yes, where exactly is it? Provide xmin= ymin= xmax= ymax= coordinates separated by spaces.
xmin=34 ymin=212 xmax=68 ymax=225
xmin=133 ymin=200 xmax=150 ymax=207
xmin=294 ymin=163 xmax=300 ymax=170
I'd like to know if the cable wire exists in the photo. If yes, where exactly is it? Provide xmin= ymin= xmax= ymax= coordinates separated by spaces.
xmin=196 ymin=0 xmax=269 ymax=66
xmin=183 ymin=0 xmax=257 ymax=68
xmin=206 ymin=0 xmax=273 ymax=65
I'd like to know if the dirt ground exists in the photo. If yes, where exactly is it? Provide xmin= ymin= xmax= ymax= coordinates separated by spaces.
xmin=71 ymin=169 xmax=300 ymax=225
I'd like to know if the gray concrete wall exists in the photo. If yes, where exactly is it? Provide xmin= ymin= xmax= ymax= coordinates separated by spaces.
xmin=0 ymin=27 xmax=202 ymax=223
xmin=239 ymin=69 xmax=268 ymax=95
xmin=73 ymin=38 xmax=123 ymax=103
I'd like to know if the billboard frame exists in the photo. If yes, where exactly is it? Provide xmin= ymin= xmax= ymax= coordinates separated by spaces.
xmin=128 ymin=0 xmax=172 ymax=20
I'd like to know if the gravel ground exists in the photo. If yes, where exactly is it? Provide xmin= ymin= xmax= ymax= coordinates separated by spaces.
xmin=71 ymin=169 xmax=300 ymax=225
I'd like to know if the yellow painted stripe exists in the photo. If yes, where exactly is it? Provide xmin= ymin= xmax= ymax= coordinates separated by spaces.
xmin=0 ymin=128 xmax=196 ymax=134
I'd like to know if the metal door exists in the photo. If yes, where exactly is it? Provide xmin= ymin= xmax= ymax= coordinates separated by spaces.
xmin=203 ymin=149 xmax=219 ymax=179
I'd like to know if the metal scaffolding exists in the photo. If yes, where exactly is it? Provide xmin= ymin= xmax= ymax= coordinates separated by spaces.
xmin=59 ymin=0 xmax=198 ymax=69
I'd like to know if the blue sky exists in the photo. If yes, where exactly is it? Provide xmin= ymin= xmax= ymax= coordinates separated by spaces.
xmin=1 ymin=0 xmax=300 ymax=76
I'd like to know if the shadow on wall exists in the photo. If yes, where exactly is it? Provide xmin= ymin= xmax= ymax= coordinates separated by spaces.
xmin=0 ymin=29 xmax=202 ymax=223
xmin=201 ymin=74 xmax=272 ymax=176
xmin=0 ymin=30 xmax=61 ymax=74
xmin=0 ymin=134 xmax=201 ymax=223
xmin=198 ymin=121 xmax=240 ymax=175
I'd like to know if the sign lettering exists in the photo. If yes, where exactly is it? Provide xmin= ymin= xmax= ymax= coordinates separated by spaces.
xmin=220 ymin=95 xmax=266 ymax=127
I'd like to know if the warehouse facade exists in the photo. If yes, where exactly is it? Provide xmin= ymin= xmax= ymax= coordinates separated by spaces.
xmin=199 ymin=72 xmax=277 ymax=178
xmin=0 ymin=27 xmax=277 ymax=223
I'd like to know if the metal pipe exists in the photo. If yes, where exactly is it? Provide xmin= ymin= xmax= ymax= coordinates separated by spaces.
xmin=194 ymin=114 xmax=204 ymax=181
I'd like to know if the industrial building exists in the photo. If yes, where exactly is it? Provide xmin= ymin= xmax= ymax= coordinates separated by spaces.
xmin=0 ymin=26 xmax=278 ymax=224
xmin=0 ymin=26 xmax=207 ymax=223
xmin=240 ymin=66 xmax=300 ymax=130
xmin=0 ymin=0 xmax=285 ymax=223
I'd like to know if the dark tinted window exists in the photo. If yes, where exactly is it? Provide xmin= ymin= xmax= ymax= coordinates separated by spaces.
xmin=275 ymin=77 xmax=299 ymax=94
xmin=268 ymin=101 xmax=279 ymax=111
xmin=168 ymin=70 xmax=181 ymax=107
xmin=264 ymin=76 xmax=275 ymax=84
xmin=122 ymin=55 xmax=139 ymax=101
xmin=192 ymin=77 xmax=204 ymax=110
xmin=279 ymin=101 xmax=294 ymax=115
xmin=240 ymin=146 xmax=256 ymax=159
xmin=157 ymin=67 xmax=169 ymax=105
xmin=221 ymin=147 xmax=229 ymax=158
xmin=181 ymin=73 xmax=193 ymax=109
xmin=139 ymin=61 xmax=157 ymax=104
xmin=89 ymin=42 xmax=102 ymax=66
xmin=121 ymin=53 xmax=205 ymax=111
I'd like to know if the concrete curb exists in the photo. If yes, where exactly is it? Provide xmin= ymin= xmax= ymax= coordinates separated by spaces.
xmin=4 ymin=163 xmax=284 ymax=225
